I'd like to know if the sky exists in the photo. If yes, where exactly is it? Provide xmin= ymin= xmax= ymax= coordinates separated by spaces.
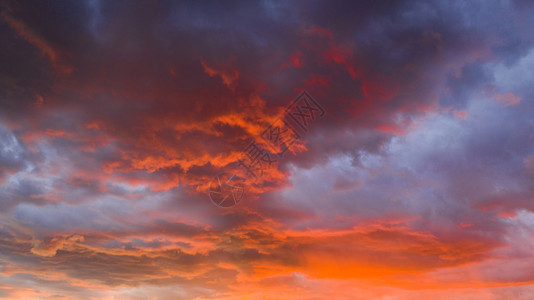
xmin=1 ymin=0 xmax=534 ymax=299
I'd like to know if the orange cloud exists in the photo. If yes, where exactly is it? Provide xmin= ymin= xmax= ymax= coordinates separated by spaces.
xmin=494 ymin=92 xmax=521 ymax=106
xmin=1 ymin=11 xmax=72 ymax=75
xmin=201 ymin=60 xmax=239 ymax=90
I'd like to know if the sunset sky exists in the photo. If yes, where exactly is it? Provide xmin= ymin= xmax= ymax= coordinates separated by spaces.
xmin=1 ymin=0 xmax=534 ymax=299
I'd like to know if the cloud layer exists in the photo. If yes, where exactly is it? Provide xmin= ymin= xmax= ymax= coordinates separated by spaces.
xmin=1 ymin=0 xmax=534 ymax=299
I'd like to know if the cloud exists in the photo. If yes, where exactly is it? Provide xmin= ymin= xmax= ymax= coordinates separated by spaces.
xmin=494 ymin=92 xmax=522 ymax=106
xmin=1 ymin=0 xmax=534 ymax=299
xmin=1 ymin=7 xmax=72 ymax=74
xmin=31 ymin=234 xmax=84 ymax=257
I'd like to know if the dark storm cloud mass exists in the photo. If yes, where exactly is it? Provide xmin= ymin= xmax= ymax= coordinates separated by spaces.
xmin=1 ymin=0 xmax=534 ymax=299
xmin=1 ymin=0 xmax=530 ymax=179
